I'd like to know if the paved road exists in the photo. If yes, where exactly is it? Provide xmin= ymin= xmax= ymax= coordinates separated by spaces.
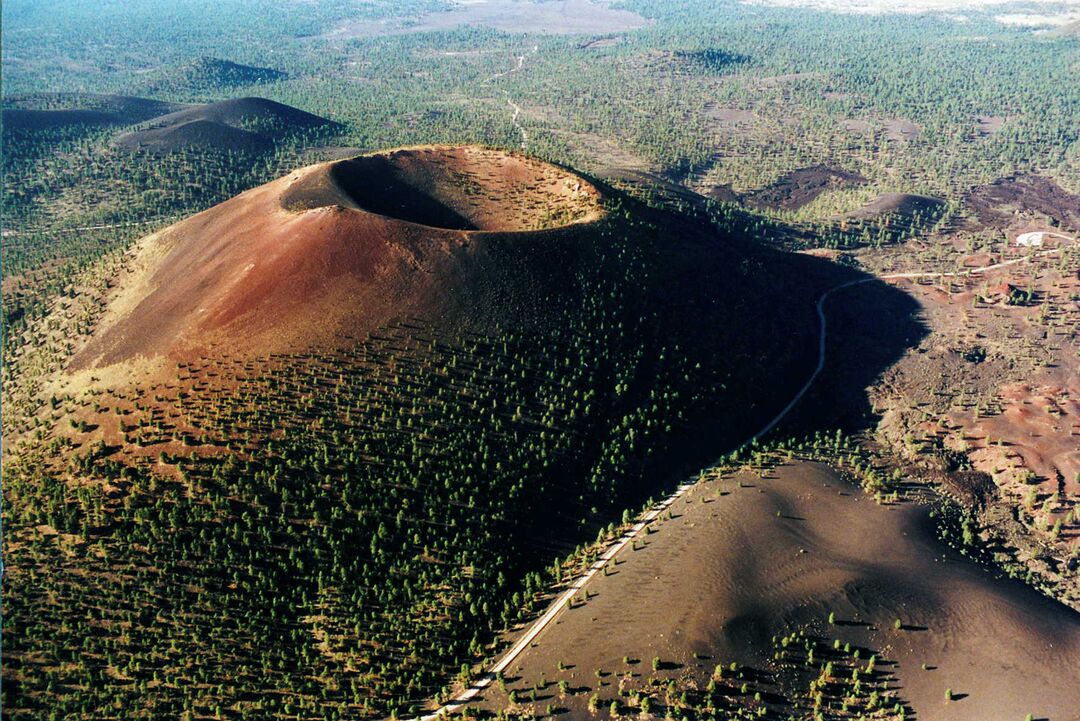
xmin=412 ymin=233 xmax=1076 ymax=721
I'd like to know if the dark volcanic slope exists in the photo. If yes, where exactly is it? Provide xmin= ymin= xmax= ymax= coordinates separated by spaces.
xmin=746 ymin=164 xmax=866 ymax=211
xmin=480 ymin=462 xmax=1080 ymax=721
xmin=143 ymin=97 xmax=331 ymax=132
xmin=114 ymin=97 xmax=333 ymax=154
xmin=3 ymin=108 xmax=120 ymax=131
xmin=965 ymin=175 xmax=1080 ymax=232
xmin=114 ymin=119 xmax=272 ymax=154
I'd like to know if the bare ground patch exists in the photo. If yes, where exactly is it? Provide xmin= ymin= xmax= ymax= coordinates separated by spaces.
xmin=883 ymin=118 xmax=921 ymax=141
xmin=326 ymin=0 xmax=652 ymax=39
xmin=476 ymin=461 xmax=1080 ymax=721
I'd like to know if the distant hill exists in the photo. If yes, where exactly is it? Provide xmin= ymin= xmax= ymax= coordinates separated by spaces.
xmin=114 ymin=97 xmax=335 ymax=155
xmin=137 ymin=56 xmax=287 ymax=96
xmin=143 ymin=96 xmax=331 ymax=133
xmin=1054 ymin=19 xmax=1080 ymax=37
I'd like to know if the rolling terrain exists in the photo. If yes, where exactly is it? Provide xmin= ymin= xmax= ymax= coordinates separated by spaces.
xmin=1 ymin=93 xmax=182 ymax=130
xmin=115 ymin=97 xmax=335 ymax=155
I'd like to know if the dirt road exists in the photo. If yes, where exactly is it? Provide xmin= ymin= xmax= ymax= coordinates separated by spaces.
xmin=485 ymin=45 xmax=537 ymax=151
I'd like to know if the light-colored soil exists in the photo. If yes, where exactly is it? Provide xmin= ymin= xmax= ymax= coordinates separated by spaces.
xmin=843 ymin=118 xmax=874 ymax=133
xmin=884 ymin=118 xmax=922 ymax=141
xmin=327 ymin=0 xmax=651 ymax=39
xmin=975 ymin=115 xmax=1007 ymax=136
xmin=478 ymin=461 xmax=1080 ymax=721
xmin=704 ymin=105 xmax=756 ymax=128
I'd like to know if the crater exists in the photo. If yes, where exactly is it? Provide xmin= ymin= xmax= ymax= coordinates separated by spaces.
xmin=281 ymin=145 xmax=604 ymax=232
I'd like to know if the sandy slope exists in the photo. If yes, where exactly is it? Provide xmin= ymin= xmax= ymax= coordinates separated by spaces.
xmin=480 ymin=462 xmax=1080 ymax=720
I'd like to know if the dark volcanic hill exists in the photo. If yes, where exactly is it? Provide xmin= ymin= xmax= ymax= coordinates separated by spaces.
xmin=143 ymin=96 xmax=330 ymax=131
xmin=3 ymin=108 xmax=122 ymax=131
xmin=114 ymin=118 xmax=273 ymax=154
xmin=114 ymin=97 xmax=334 ymax=154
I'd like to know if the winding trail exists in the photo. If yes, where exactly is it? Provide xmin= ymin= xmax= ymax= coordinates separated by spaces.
xmin=414 ymin=235 xmax=1076 ymax=720
xmin=485 ymin=45 xmax=538 ymax=151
